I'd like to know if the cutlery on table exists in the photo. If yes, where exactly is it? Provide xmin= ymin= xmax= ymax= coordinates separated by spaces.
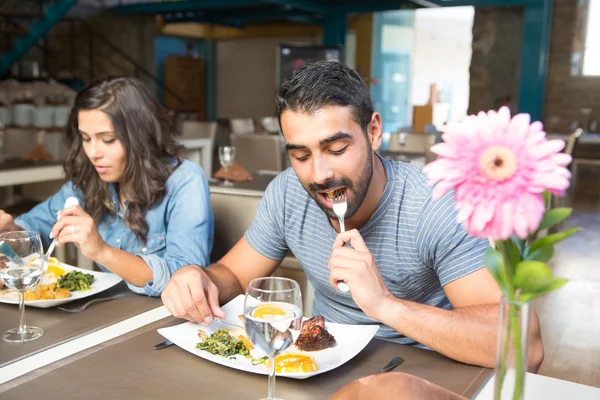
xmin=214 ymin=317 xmax=245 ymax=330
xmin=154 ymin=339 xmax=174 ymax=350
xmin=57 ymin=293 xmax=125 ymax=313
xmin=45 ymin=196 xmax=79 ymax=259
xmin=379 ymin=356 xmax=405 ymax=373
xmin=332 ymin=189 xmax=350 ymax=292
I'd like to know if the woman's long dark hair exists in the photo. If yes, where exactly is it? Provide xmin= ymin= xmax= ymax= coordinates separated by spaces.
xmin=65 ymin=76 xmax=183 ymax=242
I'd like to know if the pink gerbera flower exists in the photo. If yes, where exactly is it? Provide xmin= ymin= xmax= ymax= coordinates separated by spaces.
xmin=423 ymin=106 xmax=572 ymax=240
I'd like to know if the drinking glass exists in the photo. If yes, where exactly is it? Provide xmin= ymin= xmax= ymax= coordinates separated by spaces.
xmin=218 ymin=146 xmax=236 ymax=186
xmin=244 ymin=277 xmax=302 ymax=400
xmin=0 ymin=231 xmax=46 ymax=342
xmin=397 ymin=131 xmax=408 ymax=161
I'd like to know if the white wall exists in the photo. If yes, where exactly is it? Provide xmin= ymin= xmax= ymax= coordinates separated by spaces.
xmin=411 ymin=7 xmax=474 ymax=122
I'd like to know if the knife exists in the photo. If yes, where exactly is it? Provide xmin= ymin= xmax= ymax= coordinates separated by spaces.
xmin=154 ymin=339 xmax=174 ymax=350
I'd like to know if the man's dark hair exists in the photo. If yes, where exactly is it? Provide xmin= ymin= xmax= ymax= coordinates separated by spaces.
xmin=276 ymin=61 xmax=374 ymax=134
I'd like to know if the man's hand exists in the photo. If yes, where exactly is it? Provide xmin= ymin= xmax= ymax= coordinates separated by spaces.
xmin=328 ymin=229 xmax=393 ymax=319
xmin=0 ymin=210 xmax=18 ymax=232
xmin=161 ymin=265 xmax=226 ymax=325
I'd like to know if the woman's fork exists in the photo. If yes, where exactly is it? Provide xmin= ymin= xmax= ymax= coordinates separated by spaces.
xmin=332 ymin=190 xmax=350 ymax=292
xmin=57 ymin=293 xmax=125 ymax=313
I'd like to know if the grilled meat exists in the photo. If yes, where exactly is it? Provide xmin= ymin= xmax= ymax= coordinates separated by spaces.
xmin=295 ymin=316 xmax=336 ymax=351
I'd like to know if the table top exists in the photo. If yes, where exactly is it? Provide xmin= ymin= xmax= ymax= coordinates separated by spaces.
xmin=0 ymin=282 xmax=162 ymax=368
xmin=209 ymin=172 xmax=277 ymax=197
xmin=0 ymin=318 xmax=491 ymax=399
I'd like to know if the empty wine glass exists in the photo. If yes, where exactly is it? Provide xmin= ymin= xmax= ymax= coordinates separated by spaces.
xmin=397 ymin=132 xmax=408 ymax=162
xmin=244 ymin=277 xmax=302 ymax=400
xmin=218 ymin=146 xmax=236 ymax=186
xmin=0 ymin=231 xmax=46 ymax=342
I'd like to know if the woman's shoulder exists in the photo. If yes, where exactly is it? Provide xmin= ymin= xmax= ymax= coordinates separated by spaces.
xmin=166 ymin=158 xmax=208 ymax=187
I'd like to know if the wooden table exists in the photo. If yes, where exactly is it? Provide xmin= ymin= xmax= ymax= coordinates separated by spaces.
xmin=0 ymin=317 xmax=491 ymax=399
xmin=0 ymin=282 xmax=162 ymax=370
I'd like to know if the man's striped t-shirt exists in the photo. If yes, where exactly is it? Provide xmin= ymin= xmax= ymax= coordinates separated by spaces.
xmin=245 ymin=156 xmax=489 ymax=345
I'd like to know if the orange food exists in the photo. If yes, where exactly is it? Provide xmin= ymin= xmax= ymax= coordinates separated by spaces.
xmin=275 ymin=354 xmax=318 ymax=373
xmin=238 ymin=335 xmax=254 ymax=351
xmin=46 ymin=264 xmax=65 ymax=277
xmin=252 ymin=305 xmax=287 ymax=319
xmin=26 ymin=256 xmax=64 ymax=276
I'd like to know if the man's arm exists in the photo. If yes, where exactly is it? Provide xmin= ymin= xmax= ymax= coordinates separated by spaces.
xmin=161 ymin=237 xmax=282 ymax=323
xmin=375 ymin=268 xmax=544 ymax=371
xmin=209 ymin=237 xmax=283 ymax=304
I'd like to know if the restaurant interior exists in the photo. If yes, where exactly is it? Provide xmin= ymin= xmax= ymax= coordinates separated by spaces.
xmin=0 ymin=0 xmax=599 ymax=399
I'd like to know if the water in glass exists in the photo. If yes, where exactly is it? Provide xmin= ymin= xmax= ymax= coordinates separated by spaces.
xmin=0 ymin=231 xmax=46 ymax=342
xmin=244 ymin=277 xmax=302 ymax=400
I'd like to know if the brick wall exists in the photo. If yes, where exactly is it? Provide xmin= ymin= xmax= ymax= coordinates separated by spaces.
xmin=470 ymin=1 xmax=600 ymax=133
xmin=544 ymin=0 xmax=600 ymax=133
xmin=468 ymin=6 xmax=524 ymax=116
xmin=46 ymin=10 xmax=156 ymax=90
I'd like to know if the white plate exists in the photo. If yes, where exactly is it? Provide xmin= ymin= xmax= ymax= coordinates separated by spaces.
xmin=158 ymin=295 xmax=379 ymax=379
xmin=0 ymin=263 xmax=123 ymax=308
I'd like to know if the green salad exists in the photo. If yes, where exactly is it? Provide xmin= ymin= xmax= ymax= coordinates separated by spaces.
xmin=196 ymin=329 xmax=266 ymax=364
xmin=56 ymin=271 xmax=95 ymax=291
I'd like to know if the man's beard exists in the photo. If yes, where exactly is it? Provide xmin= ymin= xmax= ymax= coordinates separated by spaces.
xmin=305 ymin=151 xmax=373 ymax=220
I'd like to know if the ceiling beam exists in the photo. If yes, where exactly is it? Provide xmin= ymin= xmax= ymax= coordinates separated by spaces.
xmin=113 ymin=0 xmax=261 ymax=15
xmin=408 ymin=0 xmax=531 ymax=7
xmin=334 ymin=1 xmax=420 ymax=13
xmin=260 ymin=0 xmax=329 ymax=13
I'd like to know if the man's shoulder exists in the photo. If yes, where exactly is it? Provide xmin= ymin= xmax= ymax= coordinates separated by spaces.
xmin=387 ymin=160 xmax=432 ymax=201
xmin=265 ymin=168 xmax=308 ymax=199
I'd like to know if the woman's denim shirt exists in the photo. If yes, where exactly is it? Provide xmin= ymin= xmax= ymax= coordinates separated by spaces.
xmin=15 ymin=159 xmax=214 ymax=297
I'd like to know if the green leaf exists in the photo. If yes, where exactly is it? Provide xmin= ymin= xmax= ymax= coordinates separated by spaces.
xmin=503 ymin=238 xmax=522 ymax=275
xmin=542 ymin=191 xmax=551 ymax=210
xmin=537 ymin=208 xmax=572 ymax=232
xmin=526 ymin=244 xmax=554 ymax=263
xmin=518 ymin=278 xmax=568 ymax=302
xmin=511 ymin=236 xmax=525 ymax=254
xmin=529 ymin=227 xmax=579 ymax=254
xmin=514 ymin=261 xmax=553 ymax=292
xmin=484 ymin=247 xmax=509 ymax=295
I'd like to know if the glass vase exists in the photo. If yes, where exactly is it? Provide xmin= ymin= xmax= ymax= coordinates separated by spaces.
xmin=494 ymin=296 xmax=531 ymax=400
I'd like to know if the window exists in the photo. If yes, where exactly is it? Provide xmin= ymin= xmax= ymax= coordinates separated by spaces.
xmin=582 ymin=0 xmax=600 ymax=75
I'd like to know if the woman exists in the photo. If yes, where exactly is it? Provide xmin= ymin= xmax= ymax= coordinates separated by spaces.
xmin=0 ymin=76 xmax=214 ymax=296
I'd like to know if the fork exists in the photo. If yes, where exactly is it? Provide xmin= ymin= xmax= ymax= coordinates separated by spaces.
xmin=57 ymin=293 xmax=125 ymax=313
xmin=332 ymin=190 xmax=350 ymax=292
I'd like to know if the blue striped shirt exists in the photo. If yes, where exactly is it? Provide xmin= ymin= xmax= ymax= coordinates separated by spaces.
xmin=245 ymin=156 xmax=489 ymax=345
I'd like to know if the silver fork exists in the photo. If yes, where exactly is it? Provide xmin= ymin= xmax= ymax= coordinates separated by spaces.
xmin=57 ymin=293 xmax=125 ymax=313
xmin=332 ymin=190 xmax=350 ymax=292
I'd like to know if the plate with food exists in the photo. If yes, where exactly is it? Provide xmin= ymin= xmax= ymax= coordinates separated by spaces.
xmin=0 ymin=257 xmax=123 ymax=308
xmin=157 ymin=295 xmax=379 ymax=379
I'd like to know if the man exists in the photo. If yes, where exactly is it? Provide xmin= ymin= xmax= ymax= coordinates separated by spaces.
xmin=162 ymin=61 xmax=543 ymax=370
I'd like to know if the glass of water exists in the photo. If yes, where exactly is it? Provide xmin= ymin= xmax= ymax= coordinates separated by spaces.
xmin=218 ymin=146 xmax=236 ymax=186
xmin=244 ymin=277 xmax=302 ymax=400
xmin=0 ymin=231 xmax=46 ymax=342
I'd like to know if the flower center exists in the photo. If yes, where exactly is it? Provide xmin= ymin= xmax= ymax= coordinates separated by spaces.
xmin=479 ymin=145 xmax=517 ymax=182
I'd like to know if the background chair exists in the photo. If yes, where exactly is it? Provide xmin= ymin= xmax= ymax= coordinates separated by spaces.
xmin=230 ymin=133 xmax=284 ymax=174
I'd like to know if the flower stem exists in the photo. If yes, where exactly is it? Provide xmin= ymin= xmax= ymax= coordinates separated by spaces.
xmin=511 ymin=303 xmax=524 ymax=400
xmin=495 ymin=298 xmax=513 ymax=400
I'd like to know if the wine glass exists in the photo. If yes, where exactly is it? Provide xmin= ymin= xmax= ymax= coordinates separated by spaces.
xmin=218 ymin=146 xmax=236 ymax=187
xmin=0 ymin=231 xmax=46 ymax=342
xmin=397 ymin=131 xmax=408 ymax=162
xmin=244 ymin=277 xmax=302 ymax=400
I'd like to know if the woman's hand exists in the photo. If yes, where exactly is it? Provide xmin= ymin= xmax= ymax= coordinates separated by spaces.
xmin=50 ymin=205 xmax=107 ymax=261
